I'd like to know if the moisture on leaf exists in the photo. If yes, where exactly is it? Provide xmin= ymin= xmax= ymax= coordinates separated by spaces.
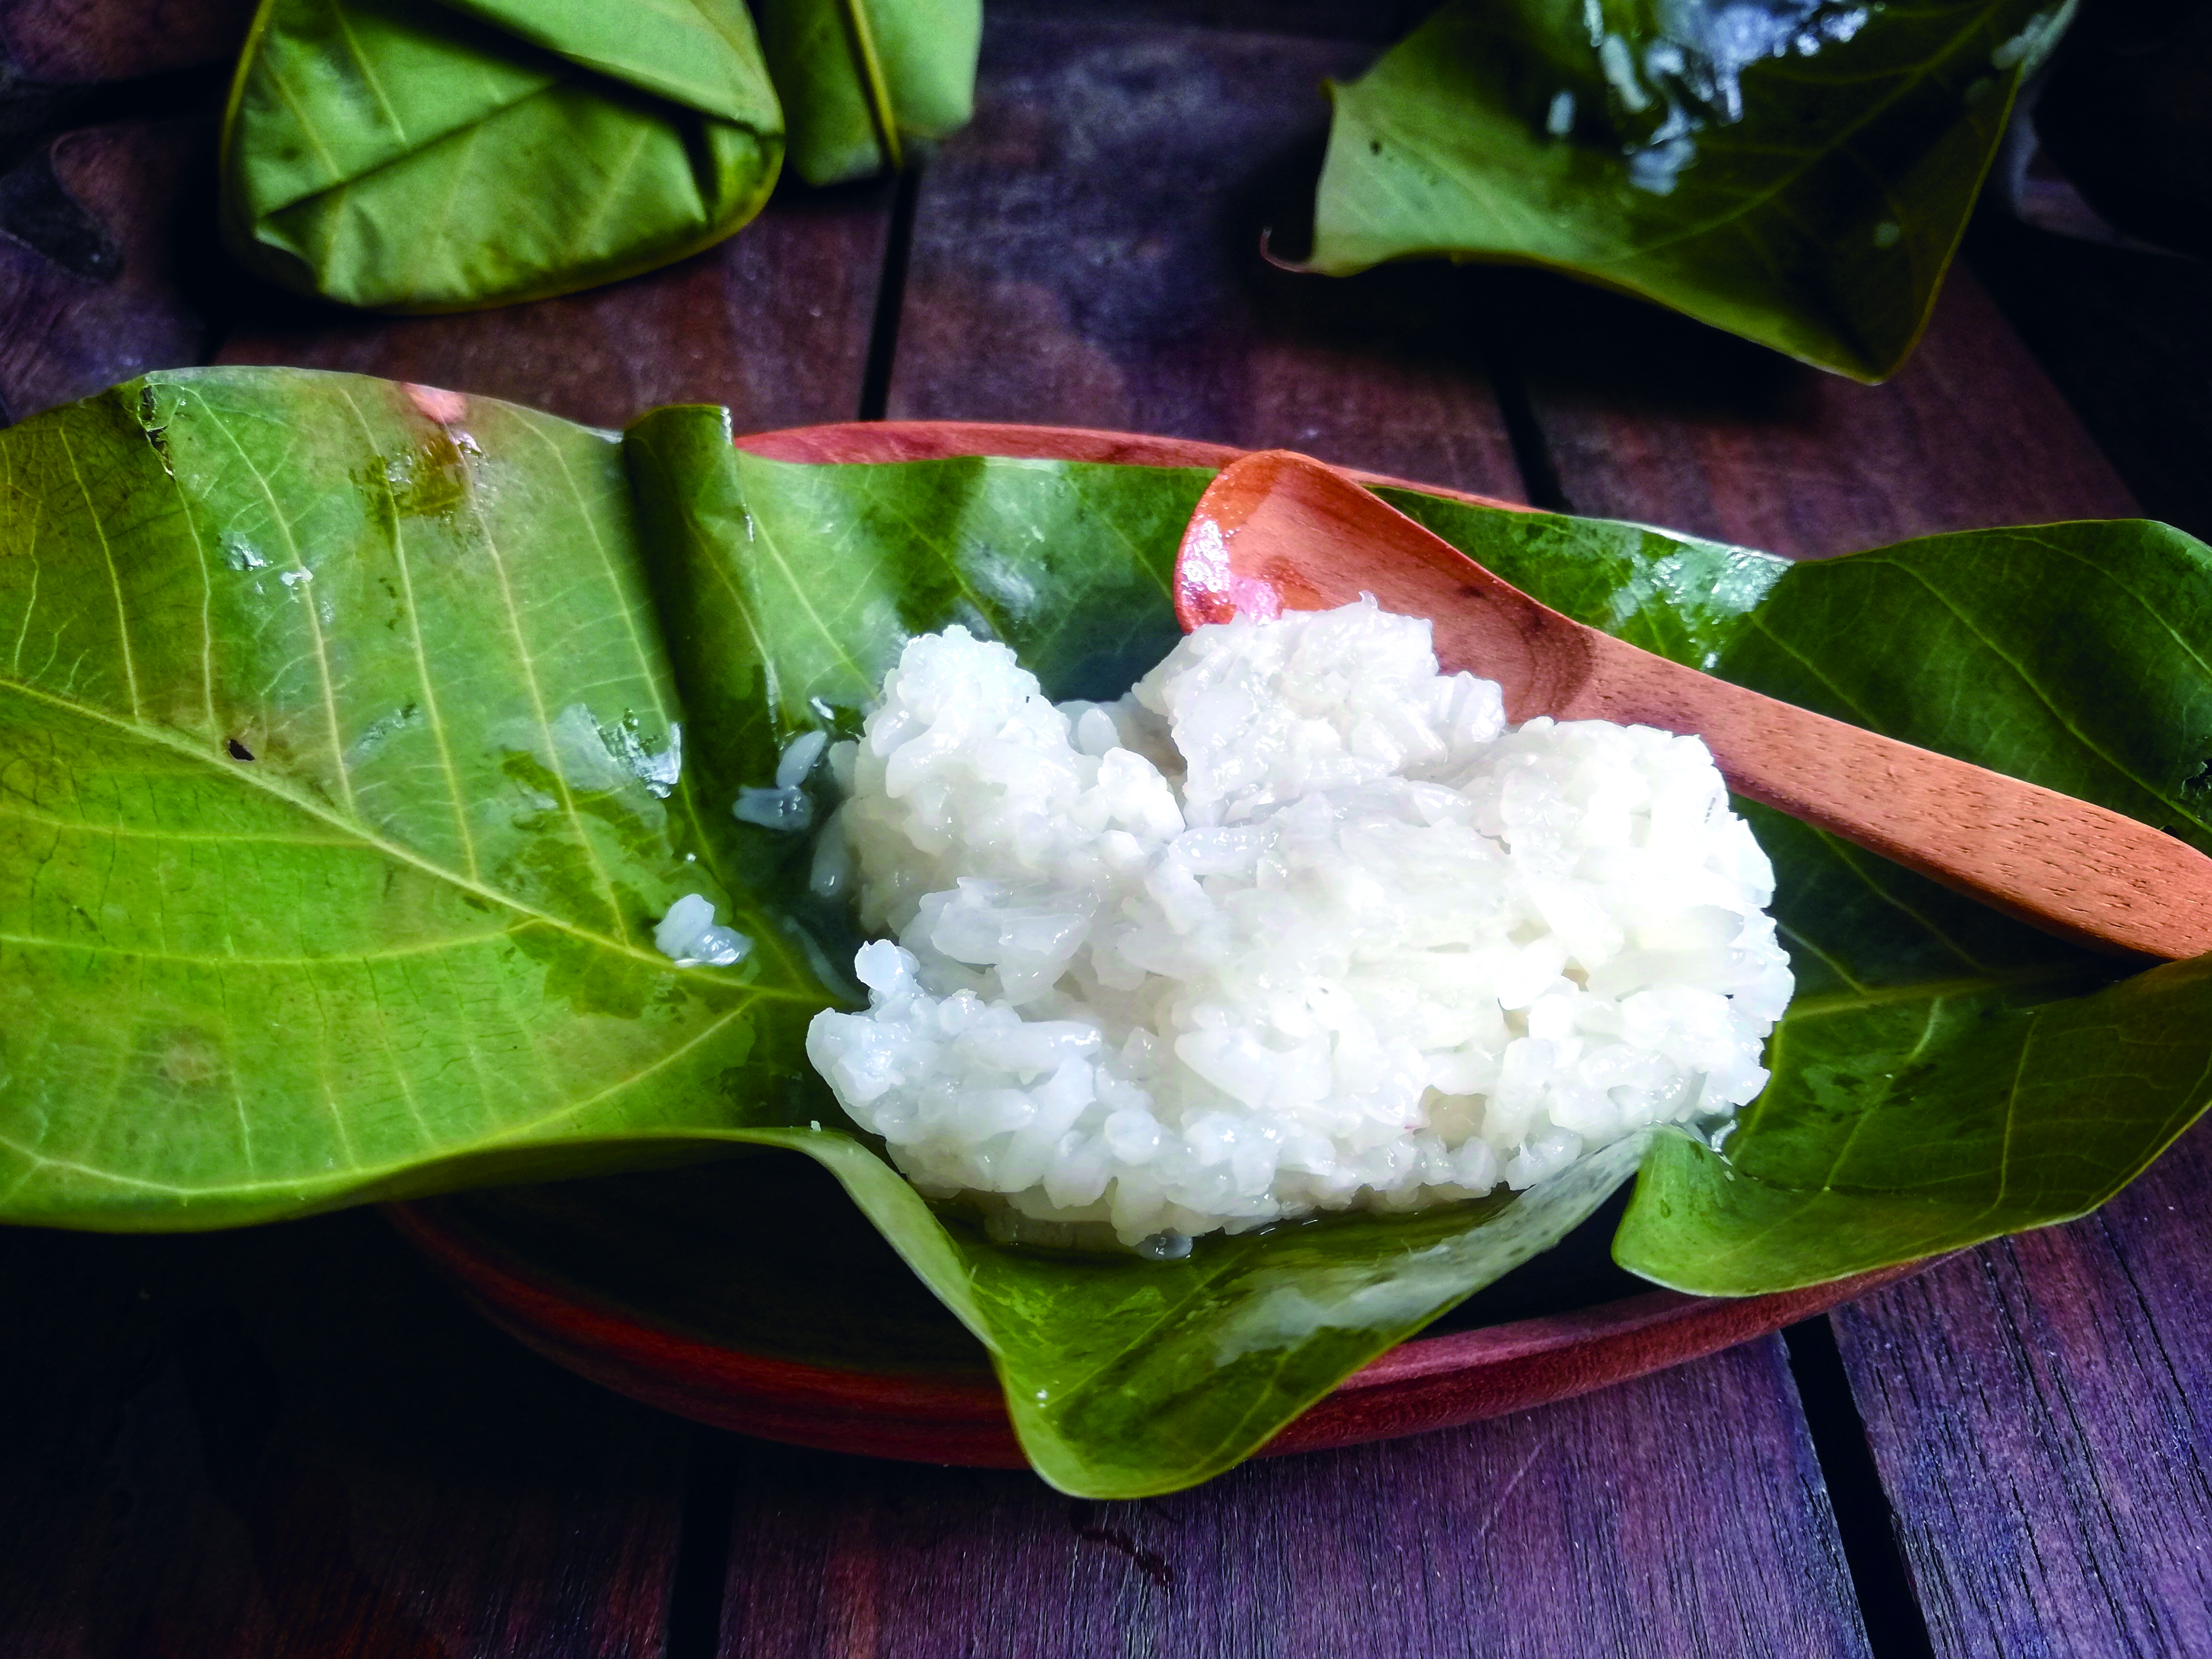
xmin=1309 ymin=0 xmax=2078 ymax=381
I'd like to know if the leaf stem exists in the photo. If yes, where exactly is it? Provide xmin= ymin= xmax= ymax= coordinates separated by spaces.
xmin=839 ymin=0 xmax=903 ymax=173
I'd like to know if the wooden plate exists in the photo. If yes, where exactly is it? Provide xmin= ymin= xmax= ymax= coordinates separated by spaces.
xmin=387 ymin=420 xmax=1924 ymax=1469
xmin=388 ymin=1157 xmax=1919 ymax=1470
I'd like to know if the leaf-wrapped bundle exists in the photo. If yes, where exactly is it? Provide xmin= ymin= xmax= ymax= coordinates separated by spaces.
xmin=754 ymin=0 xmax=981 ymax=185
xmin=220 ymin=0 xmax=784 ymax=311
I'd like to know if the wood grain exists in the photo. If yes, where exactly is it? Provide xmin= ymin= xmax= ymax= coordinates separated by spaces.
xmin=1831 ymin=1114 xmax=2212 ymax=1658
xmin=1492 ymin=262 xmax=2139 ymax=556
xmin=716 ymin=1335 xmax=1872 ymax=1659
xmin=218 ymin=184 xmax=896 ymax=432
xmin=989 ymin=0 xmax=1438 ymax=42
xmin=0 ymin=1214 xmax=687 ymax=1659
xmin=0 ymin=118 xmax=216 ymax=423
xmin=0 ymin=0 xmax=252 ymax=88
xmin=884 ymin=12 xmax=1525 ymax=500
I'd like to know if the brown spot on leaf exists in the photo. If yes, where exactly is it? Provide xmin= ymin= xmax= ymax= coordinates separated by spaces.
xmin=404 ymin=383 xmax=467 ymax=424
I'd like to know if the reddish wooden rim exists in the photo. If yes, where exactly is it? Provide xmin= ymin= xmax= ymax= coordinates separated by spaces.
xmin=390 ymin=419 xmax=1924 ymax=1469
xmin=388 ymin=1198 xmax=1923 ymax=1469
xmin=732 ymin=418 xmax=1538 ymax=517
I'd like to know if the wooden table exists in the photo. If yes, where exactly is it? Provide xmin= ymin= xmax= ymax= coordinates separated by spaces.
xmin=5 ymin=3 xmax=2211 ymax=1653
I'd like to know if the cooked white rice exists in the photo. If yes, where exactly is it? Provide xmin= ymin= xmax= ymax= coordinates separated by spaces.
xmin=653 ymin=892 xmax=752 ymax=968
xmin=797 ymin=599 xmax=1792 ymax=1251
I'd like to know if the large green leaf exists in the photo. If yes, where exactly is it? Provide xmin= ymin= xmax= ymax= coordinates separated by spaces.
xmin=220 ymin=0 xmax=783 ymax=311
xmin=0 ymin=371 xmax=820 ymax=1222
xmin=754 ymin=0 xmax=981 ymax=186
xmin=1616 ymin=523 xmax=2212 ymax=1289
xmin=1377 ymin=486 xmax=1789 ymax=668
xmin=1309 ymin=0 xmax=2077 ymax=381
xmin=10 ymin=367 xmax=2212 ymax=1498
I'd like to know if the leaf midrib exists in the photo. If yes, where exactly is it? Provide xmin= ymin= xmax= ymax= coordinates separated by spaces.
xmin=0 ymin=672 xmax=815 ymax=996
xmin=838 ymin=0 xmax=903 ymax=171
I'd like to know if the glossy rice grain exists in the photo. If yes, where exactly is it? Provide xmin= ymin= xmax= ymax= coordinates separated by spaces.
xmin=806 ymin=601 xmax=1793 ymax=1247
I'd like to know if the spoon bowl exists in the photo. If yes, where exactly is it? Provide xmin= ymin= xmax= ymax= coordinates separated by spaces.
xmin=1175 ymin=449 xmax=2212 ymax=962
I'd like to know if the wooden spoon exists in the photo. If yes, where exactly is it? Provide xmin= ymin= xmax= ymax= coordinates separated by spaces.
xmin=1174 ymin=449 xmax=2212 ymax=961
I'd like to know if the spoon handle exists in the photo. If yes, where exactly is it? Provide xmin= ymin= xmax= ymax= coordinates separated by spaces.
xmin=1569 ymin=640 xmax=2212 ymax=961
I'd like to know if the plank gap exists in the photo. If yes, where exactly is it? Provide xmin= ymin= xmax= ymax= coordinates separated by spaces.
xmin=1784 ymin=1315 xmax=1939 ymax=1659
xmin=856 ymin=163 xmax=922 ymax=422
xmin=662 ymin=1425 xmax=741 ymax=1659
xmin=1477 ymin=311 xmax=1572 ymax=515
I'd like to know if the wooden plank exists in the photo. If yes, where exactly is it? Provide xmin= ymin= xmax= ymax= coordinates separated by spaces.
xmin=218 ymin=185 xmax=895 ymax=433
xmin=988 ymin=0 xmax=1433 ymax=42
xmin=0 ymin=117 xmax=216 ymax=424
xmin=1831 ymin=1116 xmax=2212 ymax=1657
xmin=716 ymin=1336 xmax=1872 ymax=1659
xmin=0 ymin=1214 xmax=686 ymax=1658
xmin=1497 ymin=263 xmax=2139 ymax=555
xmin=884 ymin=12 xmax=1526 ymax=500
xmin=0 ymin=0 xmax=252 ymax=89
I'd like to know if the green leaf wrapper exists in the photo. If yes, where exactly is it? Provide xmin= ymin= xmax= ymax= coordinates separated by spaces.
xmin=5 ymin=368 xmax=2210 ymax=1496
xmin=220 ymin=0 xmax=784 ymax=311
xmin=754 ymin=0 xmax=981 ymax=186
xmin=1619 ymin=522 xmax=2212 ymax=1287
xmin=1309 ymin=0 xmax=2077 ymax=381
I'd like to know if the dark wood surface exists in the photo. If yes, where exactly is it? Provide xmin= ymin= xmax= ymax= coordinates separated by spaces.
xmin=0 ymin=1214 xmax=688 ymax=1659
xmin=1836 ymin=1118 xmax=2212 ymax=1659
xmin=0 ymin=0 xmax=252 ymax=88
xmin=717 ymin=1337 xmax=1871 ymax=1659
xmin=0 ymin=116 xmax=217 ymax=421
xmin=1490 ymin=260 xmax=2139 ymax=555
xmin=3 ymin=2 xmax=2210 ymax=1655
xmin=883 ymin=12 xmax=1527 ymax=501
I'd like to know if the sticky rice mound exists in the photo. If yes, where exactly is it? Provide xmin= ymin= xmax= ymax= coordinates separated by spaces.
xmin=804 ymin=600 xmax=1792 ymax=1251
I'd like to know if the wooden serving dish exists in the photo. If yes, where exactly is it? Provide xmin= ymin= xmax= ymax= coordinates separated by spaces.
xmin=389 ymin=1179 xmax=1918 ymax=1469
xmin=387 ymin=420 xmax=1924 ymax=1469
